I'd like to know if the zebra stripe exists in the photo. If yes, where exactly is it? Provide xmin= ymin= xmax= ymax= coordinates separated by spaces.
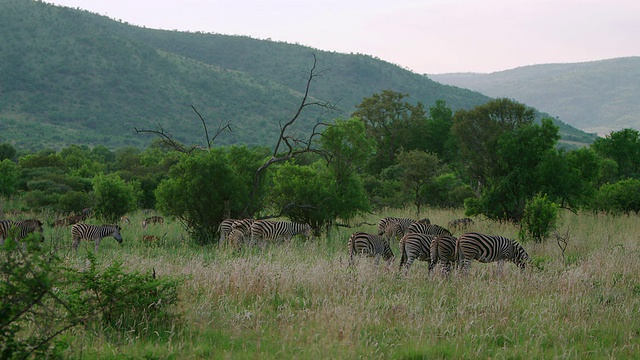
xmin=377 ymin=217 xmax=430 ymax=240
xmin=0 ymin=219 xmax=44 ymax=245
xmin=399 ymin=233 xmax=435 ymax=273
xmin=406 ymin=222 xmax=452 ymax=237
xmin=250 ymin=220 xmax=311 ymax=245
xmin=218 ymin=219 xmax=238 ymax=246
xmin=455 ymin=232 xmax=530 ymax=271
xmin=348 ymin=232 xmax=394 ymax=266
xmin=71 ymin=223 xmax=123 ymax=253
xmin=429 ymin=234 xmax=458 ymax=275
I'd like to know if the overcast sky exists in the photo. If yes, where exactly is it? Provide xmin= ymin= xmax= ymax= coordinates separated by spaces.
xmin=47 ymin=0 xmax=639 ymax=74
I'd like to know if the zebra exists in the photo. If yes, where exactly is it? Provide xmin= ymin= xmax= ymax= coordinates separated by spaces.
xmin=429 ymin=234 xmax=458 ymax=275
xmin=406 ymin=222 xmax=452 ymax=238
xmin=348 ymin=231 xmax=394 ymax=267
xmin=448 ymin=218 xmax=474 ymax=230
xmin=217 ymin=218 xmax=238 ymax=246
xmin=0 ymin=219 xmax=44 ymax=245
xmin=71 ymin=223 xmax=123 ymax=253
xmin=455 ymin=232 xmax=530 ymax=272
xmin=142 ymin=216 xmax=164 ymax=229
xmin=377 ymin=217 xmax=430 ymax=241
xmin=250 ymin=220 xmax=311 ymax=246
xmin=229 ymin=218 xmax=255 ymax=248
xmin=399 ymin=232 xmax=435 ymax=273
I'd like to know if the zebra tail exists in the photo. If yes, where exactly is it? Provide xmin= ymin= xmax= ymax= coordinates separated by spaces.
xmin=399 ymin=240 xmax=407 ymax=271
xmin=454 ymin=235 xmax=462 ymax=268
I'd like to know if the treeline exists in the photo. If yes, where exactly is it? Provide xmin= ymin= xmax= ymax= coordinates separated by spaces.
xmin=1 ymin=92 xmax=639 ymax=244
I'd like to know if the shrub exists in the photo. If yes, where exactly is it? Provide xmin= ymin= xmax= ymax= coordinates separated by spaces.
xmin=519 ymin=193 xmax=559 ymax=243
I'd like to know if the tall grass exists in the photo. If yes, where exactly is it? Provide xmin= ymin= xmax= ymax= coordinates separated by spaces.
xmin=32 ymin=209 xmax=640 ymax=358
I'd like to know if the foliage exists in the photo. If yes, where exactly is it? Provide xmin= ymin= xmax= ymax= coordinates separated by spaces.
xmin=590 ymin=179 xmax=640 ymax=214
xmin=396 ymin=150 xmax=440 ymax=214
xmin=519 ymin=193 xmax=559 ymax=243
xmin=269 ymin=162 xmax=369 ymax=232
xmin=422 ymin=172 xmax=476 ymax=209
xmin=0 ymin=159 xmax=20 ymax=198
xmin=0 ymin=143 xmax=16 ymax=161
xmin=66 ymin=253 xmax=180 ymax=334
xmin=155 ymin=148 xmax=259 ymax=244
xmin=592 ymin=128 xmax=640 ymax=181
xmin=452 ymin=98 xmax=536 ymax=188
xmin=92 ymin=173 xmax=141 ymax=223
xmin=352 ymin=90 xmax=429 ymax=173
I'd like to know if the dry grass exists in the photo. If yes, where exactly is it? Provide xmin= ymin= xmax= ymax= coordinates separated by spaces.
xmin=44 ymin=209 xmax=640 ymax=359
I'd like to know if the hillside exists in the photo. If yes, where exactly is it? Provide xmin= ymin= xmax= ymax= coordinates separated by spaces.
xmin=429 ymin=57 xmax=640 ymax=136
xmin=0 ymin=0 xmax=596 ymax=151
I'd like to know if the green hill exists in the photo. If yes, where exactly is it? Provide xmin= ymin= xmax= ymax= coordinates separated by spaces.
xmin=0 ymin=0 xmax=596 ymax=151
xmin=429 ymin=57 xmax=640 ymax=136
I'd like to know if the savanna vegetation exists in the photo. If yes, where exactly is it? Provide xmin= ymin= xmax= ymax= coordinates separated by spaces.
xmin=3 ymin=78 xmax=640 ymax=357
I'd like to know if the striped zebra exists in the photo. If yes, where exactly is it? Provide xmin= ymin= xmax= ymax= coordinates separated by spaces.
xmin=0 ymin=219 xmax=44 ymax=245
xmin=455 ymin=232 xmax=530 ymax=272
xmin=229 ymin=218 xmax=255 ymax=248
xmin=250 ymin=220 xmax=311 ymax=246
xmin=348 ymin=232 xmax=394 ymax=267
xmin=399 ymin=232 xmax=435 ymax=273
xmin=448 ymin=218 xmax=474 ymax=230
xmin=71 ymin=223 xmax=123 ymax=253
xmin=377 ymin=217 xmax=430 ymax=241
xmin=429 ymin=234 xmax=458 ymax=275
xmin=217 ymin=218 xmax=238 ymax=246
xmin=406 ymin=222 xmax=452 ymax=237
xmin=142 ymin=216 xmax=164 ymax=229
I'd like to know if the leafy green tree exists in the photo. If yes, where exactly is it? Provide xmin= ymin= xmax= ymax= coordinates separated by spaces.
xmin=519 ymin=193 xmax=559 ymax=243
xmin=92 ymin=173 xmax=140 ymax=223
xmin=592 ymin=128 xmax=640 ymax=180
xmin=352 ymin=90 xmax=428 ymax=174
xmin=465 ymin=118 xmax=560 ymax=222
xmin=452 ymin=98 xmax=536 ymax=189
xmin=396 ymin=150 xmax=440 ymax=215
xmin=424 ymin=100 xmax=456 ymax=161
xmin=422 ymin=173 xmax=475 ymax=209
xmin=155 ymin=148 xmax=255 ymax=244
xmin=591 ymin=179 xmax=640 ymax=214
xmin=0 ymin=143 xmax=16 ymax=161
xmin=0 ymin=159 xmax=20 ymax=198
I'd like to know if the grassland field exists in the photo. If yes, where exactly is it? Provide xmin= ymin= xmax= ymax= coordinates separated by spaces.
xmin=10 ymin=207 xmax=640 ymax=359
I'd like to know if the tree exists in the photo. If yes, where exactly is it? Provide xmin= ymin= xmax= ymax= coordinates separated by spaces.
xmin=591 ymin=179 xmax=640 ymax=214
xmin=452 ymin=98 xmax=536 ymax=190
xmin=154 ymin=149 xmax=253 ymax=244
xmin=396 ymin=150 xmax=440 ymax=215
xmin=92 ymin=173 xmax=140 ymax=223
xmin=465 ymin=118 xmax=560 ymax=222
xmin=0 ymin=143 xmax=16 ymax=161
xmin=0 ymin=159 xmax=20 ymax=198
xmin=519 ymin=193 xmax=559 ymax=243
xmin=592 ymin=128 xmax=640 ymax=180
xmin=352 ymin=90 xmax=428 ymax=174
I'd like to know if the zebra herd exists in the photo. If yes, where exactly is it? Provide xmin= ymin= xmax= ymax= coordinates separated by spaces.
xmin=349 ymin=216 xmax=531 ymax=274
xmin=218 ymin=218 xmax=312 ymax=249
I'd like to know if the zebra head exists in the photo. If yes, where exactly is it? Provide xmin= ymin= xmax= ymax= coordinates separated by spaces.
xmin=112 ymin=225 xmax=123 ymax=244
xmin=512 ymin=241 xmax=530 ymax=269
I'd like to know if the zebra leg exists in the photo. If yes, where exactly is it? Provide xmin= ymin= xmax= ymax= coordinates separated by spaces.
xmin=94 ymin=238 xmax=101 ymax=253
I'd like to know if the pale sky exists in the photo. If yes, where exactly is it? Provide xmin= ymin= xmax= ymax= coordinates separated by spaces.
xmin=47 ymin=0 xmax=639 ymax=74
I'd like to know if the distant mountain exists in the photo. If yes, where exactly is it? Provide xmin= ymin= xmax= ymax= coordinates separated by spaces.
xmin=0 ymin=0 xmax=595 ymax=151
xmin=429 ymin=57 xmax=640 ymax=136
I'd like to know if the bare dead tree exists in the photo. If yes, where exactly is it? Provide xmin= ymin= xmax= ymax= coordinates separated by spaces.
xmin=134 ymin=105 xmax=232 ymax=154
xmin=243 ymin=54 xmax=338 ymax=216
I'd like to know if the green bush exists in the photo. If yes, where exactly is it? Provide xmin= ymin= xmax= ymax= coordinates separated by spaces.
xmin=519 ymin=193 xmax=559 ymax=243
xmin=590 ymin=179 xmax=640 ymax=214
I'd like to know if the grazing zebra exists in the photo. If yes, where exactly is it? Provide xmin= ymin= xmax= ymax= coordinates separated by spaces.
xmin=377 ymin=217 xmax=430 ymax=241
xmin=0 ymin=219 xmax=44 ymax=245
xmin=455 ymin=232 xmax=530 ymax=272
xmin=429 ymin=234 xmax=458 ymax=275
xmin=348 ymin=231 xmax=394 ymax=267
xmin=250 ymin=220 xmax=311 ymax=246
xmin=399 ymin=233 xmax=435 ymax=273
xmin=142 ymin=216 xmax=164 ymax=229
xmin=448 ymin=218 xmax=474 ymax=230
xmin=71 ymin=223 xmax=123 ymax=253
xmin=406 ymin=222 xmax=452 ymax=238
xmin=230 ymin=218 xmax=255 ymax=247
xmin=217 ymin=218 xmax=238 ymax=246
